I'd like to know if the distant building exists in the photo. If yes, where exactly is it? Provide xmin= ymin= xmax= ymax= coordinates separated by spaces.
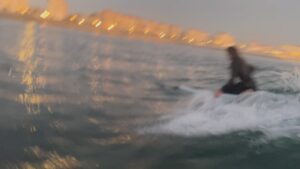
xmin=47 ymin=0 xmax=68 ymax=21
xmin=278 ymin=45 xmax=300 ymax=58
xmin=0 ymin=0 xmax=8 ymax=11
xmin=98 ymin=9 xmax=183 ymax=39
xmin=244 ymin=42 xmax=272 ymax=54
xmin=212 ymin=33 xmax=236 ymax=48
xmin=0 ymin=0 xmax=28 ymax=13
xmin=183 ymin=29 xmax=209 ymax=44
xmin=169 ymin=26 xmax=182 ymax=39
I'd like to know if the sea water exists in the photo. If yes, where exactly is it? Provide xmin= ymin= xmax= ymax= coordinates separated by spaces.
xmin=0 ymin=19 xmax=300 ymax=169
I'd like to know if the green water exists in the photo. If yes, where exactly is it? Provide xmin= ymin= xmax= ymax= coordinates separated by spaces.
xmin=0 ymin=20 xmax=300 ymax=169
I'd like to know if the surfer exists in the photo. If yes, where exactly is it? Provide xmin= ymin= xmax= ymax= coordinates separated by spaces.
xmin=215 ymin=46 xmax=256 ymax=97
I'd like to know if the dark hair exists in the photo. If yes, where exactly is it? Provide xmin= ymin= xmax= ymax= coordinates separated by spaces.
xmin=226 ymin=46 xmax=241 ymax=60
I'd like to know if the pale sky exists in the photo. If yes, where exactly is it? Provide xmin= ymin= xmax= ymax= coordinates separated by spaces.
xmin=29 ymin=0 xmax=300 ymax=46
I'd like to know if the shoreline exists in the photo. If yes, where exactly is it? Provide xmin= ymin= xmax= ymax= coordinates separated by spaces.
xmin=0 ymin=13 xmax=298 ymax=62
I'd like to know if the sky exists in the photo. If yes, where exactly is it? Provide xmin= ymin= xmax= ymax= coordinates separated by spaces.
xmin=29 ymin=0 xmax=300 ymax=46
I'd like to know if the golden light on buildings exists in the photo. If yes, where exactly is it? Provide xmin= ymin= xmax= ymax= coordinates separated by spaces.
xmin=269 ymin=50 xmax=283 ymax=57
xmin=92 ymin=19 xmax=98 ymax=25
xmin=144 ymin=29 xmax=150 ymax=35
xmin=69 ymin=15 xmax=78 ymax=22
xmin=239 ymin=44 xmax=247 ymax=49
xmin=171 ymin=34 xmax=177 ymax=39
xmin=91 ymin=19 xmax=102 ymax=27
xmin=188 ymin=38 xmax=195 ymax=43
xmin=279 ymin=45 xmax=300 ymax=58
xmin=212 ymin=32 xmax=236 ymax=48
xmin=40 ymin=10 xmax=50 ymax=19
xmin=78 ymin=18 xmax=85 ymax=25
xmin=107 ymin=24 xmax=116 ymax=31
xmin=184 ymin=29 xmax=209 ymax=44
xmin=0 ymin=0 xmax=29 ymax=13
xmin=159 ymin=32 xmax=166 ymax=39
xmin=4 ymin=5 xmax=300 ymax=60
xmin=95 ymin=21 xmax=102 ymax=28
xmin=206 ymin=40 xmax=213 ymax=44
xmin=20 ymin=7 xmax=29 ymax=15
xmin=129 ymin=26 xmax=135 ymax=34
xmin=47 ymin=0 xmax=68 ymax=21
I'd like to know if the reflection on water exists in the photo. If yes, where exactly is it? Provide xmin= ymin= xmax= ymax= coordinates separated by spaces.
xmin=88 ymin=41 xmax=115 ymax=107
xmin=21 ymin=146 xmax=80 ymax=169
xmin=17 ymin=22 xmax=42 ymax=114
xmin=89 ymin=135 xmax=132 ymax=146
xmin=4 ymin=22 xmax=82 ymax=169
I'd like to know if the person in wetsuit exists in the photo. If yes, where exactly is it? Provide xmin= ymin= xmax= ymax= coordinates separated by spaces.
xmin=215 ymin=46 xmax=256 ymax=97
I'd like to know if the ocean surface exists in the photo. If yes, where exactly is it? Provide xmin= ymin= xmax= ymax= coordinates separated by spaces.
xmin=1 ymin=19 xmax=300 ymax=169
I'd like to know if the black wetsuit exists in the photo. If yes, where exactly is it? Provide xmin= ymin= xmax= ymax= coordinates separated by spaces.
xmin=221 ymin=58 xmax=256 ymax=94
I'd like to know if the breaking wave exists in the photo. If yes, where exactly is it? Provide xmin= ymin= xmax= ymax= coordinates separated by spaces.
xmin=143 ymin=90 xmax=300 ymax=138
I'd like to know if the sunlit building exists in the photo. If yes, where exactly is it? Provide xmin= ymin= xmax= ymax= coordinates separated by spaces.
xmin=244 ymin=42 xmax=272 ymax=54
xmin=100 ymin=10 xmax=140 ymax=33
xmin=86 ymin=14 xmax=102 ymax=28
xmin=212 ymin=32 xmax=236 ymax=48
xmin=169 ymin=26 xmax=182 ymax=39
xmin=154 ymin=24 xmax=169 ymax=38
xmin=0 ymin=0 xmax=9 ymax=11
xmin=4 ymin=2 xmax=298 ymax=60
xmin=47 ymin=0 xmax=68 ymax=21
xmin=100 ymin=10 xmax=118 ymax=31
xmin=183 ymin=29 xmax=209 ymax=44
xmin=98 ymin=9 xmax=182 ymax=39
xmin=280 ymin=45 xmax=300 ymax=58
xmin=0 ymin=0 xmax=28 ymax=13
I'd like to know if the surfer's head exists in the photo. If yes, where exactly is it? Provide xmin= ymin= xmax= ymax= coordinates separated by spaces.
xmin=226 ymin=46 xmax=240 ymax=61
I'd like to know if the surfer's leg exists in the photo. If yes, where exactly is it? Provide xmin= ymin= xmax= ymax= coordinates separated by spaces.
xmin=221 ymin=83 xmax=240 ymax=94
xmin=222 ymin=82 xmax=252 ymax=95
xmin=234 ymin=82 xmax=248 ymax=94
xmin=236 ymin=82 xmax=257 ymax=94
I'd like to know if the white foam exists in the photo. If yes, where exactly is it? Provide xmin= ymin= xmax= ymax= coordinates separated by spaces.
xmin=256 ymin=67 xmax=300 ymax=93
xmin=142 ymin=90 xmax=300 ymax=138
xmin=276 ymin=68 xmax=300 ymax=93
xmin=178 ymin=85 xmax=199 ymax=93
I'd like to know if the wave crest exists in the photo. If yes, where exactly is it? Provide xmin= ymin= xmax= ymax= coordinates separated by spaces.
xmin=142 ymin=90 xmax=300 ymax=138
